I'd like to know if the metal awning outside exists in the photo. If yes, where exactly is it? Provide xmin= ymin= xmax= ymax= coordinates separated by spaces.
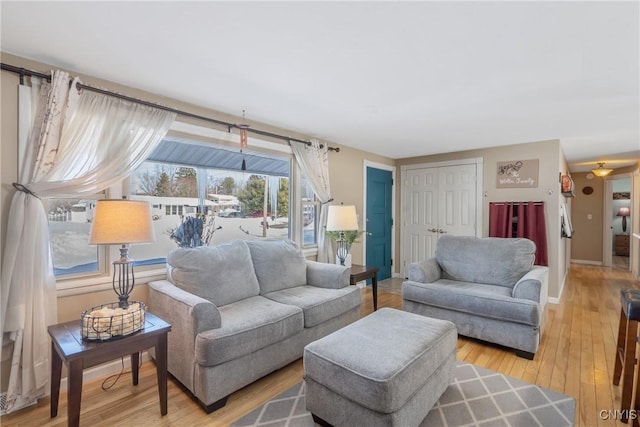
xmin=147 ymin=138 xmax=290 ymax=176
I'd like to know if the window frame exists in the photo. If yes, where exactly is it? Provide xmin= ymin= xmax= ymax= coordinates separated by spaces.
xmin=48 ymin=192 xmax=108 ymax=280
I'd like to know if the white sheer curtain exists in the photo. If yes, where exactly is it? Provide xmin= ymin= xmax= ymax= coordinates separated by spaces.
xmin=290 ymin=139 xmax=332 ymax=262
xmin=1 ymin=71 xmax=176 ymax=413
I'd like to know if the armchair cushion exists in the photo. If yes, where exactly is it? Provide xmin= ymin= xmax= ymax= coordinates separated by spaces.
xmin=246 ymin=240 xmax=307 ymax=293
xmin=167 ymin=240 xmax=260 ymax=306
xmin=435 ymin=235 xmax=535 ymax=288
xmin=403 ymin=279 xmax=540 ymax=326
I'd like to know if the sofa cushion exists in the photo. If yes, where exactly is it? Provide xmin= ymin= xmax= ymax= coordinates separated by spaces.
xmin=246 ymin=240 xmax=307 ymax=293
xmin=264 ymin=285 xmax=361 ymax=328
xmin=435 ymin=235 xmax=535 ymax=288
xmin=195 ymin=295 xmax=303 ymax=366
xmin=402 ymin=279 xmax=540 ymax=326
xmin=167 ymin=240 xmax=260 ymax=306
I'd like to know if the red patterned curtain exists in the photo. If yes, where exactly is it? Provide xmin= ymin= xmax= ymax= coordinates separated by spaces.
xmin=489 ymin=202 xmax=548 ymax=266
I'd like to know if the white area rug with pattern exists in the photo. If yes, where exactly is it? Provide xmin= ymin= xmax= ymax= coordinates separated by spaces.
xmin=232 ymin=361 xmax=575 ymax=427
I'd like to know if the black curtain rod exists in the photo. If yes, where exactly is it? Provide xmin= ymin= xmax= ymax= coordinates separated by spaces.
xmin=1 ymin=62 xmax=340 ymax=152
xmin=490 ymin=202 xmax=544 ymax=206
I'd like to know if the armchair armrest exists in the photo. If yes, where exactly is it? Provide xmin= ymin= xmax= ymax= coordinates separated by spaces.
xmin=148 ymin=280 xmax=221 ymax=337
xmin=407 ymin=258 xmax=441 ymax=283
xmin=306 ymin=260 xmax=350 ymax=289
xmin=512 ymin=266 xmax=548 ymax=305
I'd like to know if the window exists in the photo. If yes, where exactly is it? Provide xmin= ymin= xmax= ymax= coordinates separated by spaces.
xmin=49 ymin=135 xmax=317 ymax=279
xmin=127 ymin=139 xmax=294 ymax=266
xmin=48 ymin=197 xmax=104 ymax=277
xmin=301 ymin=176 xmax=319 ymax=246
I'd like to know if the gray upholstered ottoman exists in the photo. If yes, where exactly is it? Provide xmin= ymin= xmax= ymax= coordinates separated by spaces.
xmin=303 ymin=308 xmax=457 ymax=426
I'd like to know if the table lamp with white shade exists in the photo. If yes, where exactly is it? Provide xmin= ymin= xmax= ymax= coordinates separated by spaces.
xmin=326 ymin=205 xmax=359 ymax=266
xmin=89 ymin=199 xmax=155 ymax=308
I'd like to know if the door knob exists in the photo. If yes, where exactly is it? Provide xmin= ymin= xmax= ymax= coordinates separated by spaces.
xmin=367 ymin=232 xmax=373 ymax=236
xmin=438 ymin=229 xmax=447 ymax=234
xmin=427 ymin=228 xmax=438 ymax=233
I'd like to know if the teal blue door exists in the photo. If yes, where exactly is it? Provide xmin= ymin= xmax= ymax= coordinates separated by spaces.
xmin=366 ymin=167 xmax=393 ymax=280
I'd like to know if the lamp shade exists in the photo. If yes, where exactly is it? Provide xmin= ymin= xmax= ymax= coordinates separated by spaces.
xmin=617 ymin=207 xmax=631 ymax=217
xmin=591 ymin=162 xmax=613 ymax=177
xmin=89 ymin=200 xmax=155 ymax=245
xmin=326 ymin=205 xmax=359 ymax=231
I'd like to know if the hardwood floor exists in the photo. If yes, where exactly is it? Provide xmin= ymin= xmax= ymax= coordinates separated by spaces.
xmin=2 ymin=263 xmax=638 ymax=426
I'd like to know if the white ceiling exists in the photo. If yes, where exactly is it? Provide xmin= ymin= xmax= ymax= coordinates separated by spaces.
xmin=2 ymin=1 xmax=639 ymax=171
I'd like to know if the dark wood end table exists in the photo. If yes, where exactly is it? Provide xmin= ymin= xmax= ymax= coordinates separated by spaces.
xmin=349 ymin=264 xmax=379 ymax=311
xmin=48 ymin=311 xmax=171 ymax=427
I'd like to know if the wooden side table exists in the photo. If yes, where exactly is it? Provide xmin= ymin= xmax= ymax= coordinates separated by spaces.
xmin=350 ymin=264 xmax=379 ymax=311
xmin=616 ymin=234 xmax=630 ymax=256
xmin=48 ymin=312 xmax=171 ymax=427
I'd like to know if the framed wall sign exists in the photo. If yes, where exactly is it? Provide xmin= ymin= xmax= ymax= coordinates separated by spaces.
xmin=496 ymin=159 xmax=539 ymax=188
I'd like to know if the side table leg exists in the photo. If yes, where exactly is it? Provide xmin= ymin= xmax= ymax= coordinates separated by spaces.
xmin=68 ymin=359 xmax=83 ymax=427
xmin=50 ymin=342 xmax=62 ymax=418
xmin=372 ymin=275 xmax=378 ymax=311
xmin=156 ymin=333 xmax=168 ymax=416
xmin=131 ymin=351 xmax=140 ymax=386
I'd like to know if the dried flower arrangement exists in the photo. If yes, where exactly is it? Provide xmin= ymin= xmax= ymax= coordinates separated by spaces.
xmin=169 ymin=213 xmax=220 ymax=248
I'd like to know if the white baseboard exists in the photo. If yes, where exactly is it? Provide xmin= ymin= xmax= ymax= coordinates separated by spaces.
xmin=59 ymin=351 xmax=151 ymax=391
xmin=571 ymin=259 xmax=603 ymax=266
xmin=547 ymin=270 xmax=568 ymax=305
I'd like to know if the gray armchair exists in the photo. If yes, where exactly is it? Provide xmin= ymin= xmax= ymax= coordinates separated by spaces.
xmin=402 ymin=235 xmax=548 ymax=359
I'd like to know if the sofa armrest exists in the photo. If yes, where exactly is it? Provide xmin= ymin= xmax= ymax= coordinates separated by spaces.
xmin=407 ymin=258 xmax=441 ymax=283
xmin=306 ymin=260 xmax=350 ymax=289
xmin=148 ymin=280 xmax=221 ymax=337
xmin=512 ymin=266 xmax=548 ymax=304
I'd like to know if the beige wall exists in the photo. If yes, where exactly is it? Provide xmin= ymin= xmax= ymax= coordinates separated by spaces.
xmin=326 ymin=147 xmax=394 ymax=265
xmin=570 ymin=172 xmax=605 ymax=263
xmin=396 ymin=139 xmax=569 ymax=300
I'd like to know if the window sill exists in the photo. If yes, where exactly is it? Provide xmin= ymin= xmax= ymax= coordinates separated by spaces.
xmin=56 ymin=267 xmax=167 ymax=297
xmin=302 ymin=246 xmax=318 ymax=259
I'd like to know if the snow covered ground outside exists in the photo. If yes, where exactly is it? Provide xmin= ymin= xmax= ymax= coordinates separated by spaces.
xmin=50 ymin=215 xmax=311 ymax=275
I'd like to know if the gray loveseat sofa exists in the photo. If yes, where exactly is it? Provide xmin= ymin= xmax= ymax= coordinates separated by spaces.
xmin=402 ymin=235 xmax=548 ymax=359
xmin=148 ymin=239 xmax=361 ymax=412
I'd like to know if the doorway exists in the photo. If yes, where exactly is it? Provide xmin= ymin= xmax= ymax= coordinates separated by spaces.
xmin=604 ymin=176 xmax=632 ymax=270
xmin=365 ymin=164 xmax=394 ymax=281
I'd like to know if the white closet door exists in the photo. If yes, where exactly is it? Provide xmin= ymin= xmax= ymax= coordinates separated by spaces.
xmin=402 ymin=163 xmax=478 ymax=276
xmin=438 ymin=164 xmax=477 ymax=237
xmin=402 ymin=168 xmax=439 ymax=274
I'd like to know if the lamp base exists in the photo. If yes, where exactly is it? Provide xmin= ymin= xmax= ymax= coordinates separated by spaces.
xmin=113 ymin=249 xmax=136 ymax=309
xmin=336 ymin=253 xmax=352 ymax=267
xmin=336 ymin=235 xmax=349 ymax=266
